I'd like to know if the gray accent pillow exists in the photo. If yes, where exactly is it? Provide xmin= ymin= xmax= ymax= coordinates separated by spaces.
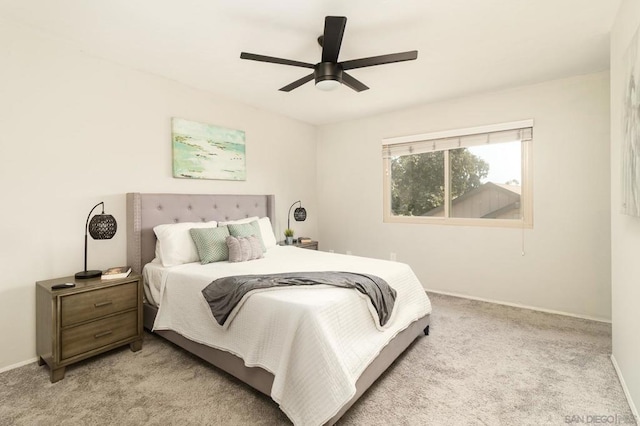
xmin=247 ymin=235 xmax=264 ymax=260
xmin=226 ymin=235 xmax=263 ymax=263
xmin=227 ymin=221 xmax=266 ymax=252
xmin=189 ymin=226 xmax=230 ymax=264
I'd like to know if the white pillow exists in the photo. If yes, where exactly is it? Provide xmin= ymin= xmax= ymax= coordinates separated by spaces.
xmin=154 ymin=221 xmax=217 ymax=267
xmin=218 ymin=216 xmax=259 ymax=226
xmin=257 ymin=217 xmax=277 ymax=249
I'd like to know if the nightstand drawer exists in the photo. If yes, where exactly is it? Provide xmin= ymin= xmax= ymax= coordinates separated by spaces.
xmin=60 ymin=310 xmax=138 ymax=360
xmin=60 ymin=281 xmax=137 ymax=326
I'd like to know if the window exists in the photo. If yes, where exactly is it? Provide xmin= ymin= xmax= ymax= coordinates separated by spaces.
xmin=382 ymin=120 xmax=533 ymax=227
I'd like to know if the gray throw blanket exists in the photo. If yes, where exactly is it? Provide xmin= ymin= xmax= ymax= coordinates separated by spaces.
xmin=202 ymin=271 xmax=397 ymax=327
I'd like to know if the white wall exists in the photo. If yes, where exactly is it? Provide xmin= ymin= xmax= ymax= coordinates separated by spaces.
xmin=317 ymin=72 xmax=611 ymax=321
xmin=610 ymin=0 xmax=640 ymax=417
xmin=0 ymin=20 xmax=317 ymax=370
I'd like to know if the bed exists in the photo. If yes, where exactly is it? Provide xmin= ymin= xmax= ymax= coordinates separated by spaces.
xmin=126 ymin=192 xmax=431 ymax=425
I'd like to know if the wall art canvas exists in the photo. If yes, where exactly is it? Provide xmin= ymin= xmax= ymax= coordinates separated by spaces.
xmin=622 ymin=25 xmax=640 ymax=217
xmin=172 ymin=118 xmax=246 ymax=181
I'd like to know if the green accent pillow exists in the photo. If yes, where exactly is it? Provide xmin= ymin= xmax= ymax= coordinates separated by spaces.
xmin=189 ymin=226 xmax=230 ymax=264
xmin=227 ymin=221 xmax=266 ymax=252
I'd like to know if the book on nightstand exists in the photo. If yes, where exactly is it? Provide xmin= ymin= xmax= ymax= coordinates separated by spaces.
xmin=298 ymin=237 xmax=312 ymax=243
xmin=101 ymin=266 xmax=132 ymax=280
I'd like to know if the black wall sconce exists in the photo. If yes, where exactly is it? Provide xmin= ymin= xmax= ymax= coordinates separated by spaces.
xmin=75 ymin=201 xmax=117 ymax=279
xmin=287 ymin=200 xmax=307 ymax=231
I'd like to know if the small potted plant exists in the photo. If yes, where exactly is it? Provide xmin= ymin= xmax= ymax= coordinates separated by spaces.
xmin=284 ymin=228 xmax=294 ymax=245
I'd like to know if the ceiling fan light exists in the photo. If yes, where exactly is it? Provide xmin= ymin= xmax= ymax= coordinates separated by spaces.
xmin=315 ymin=79 xmax=341 ymax=91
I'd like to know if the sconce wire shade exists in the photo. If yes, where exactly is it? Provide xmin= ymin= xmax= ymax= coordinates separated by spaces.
xmin=293 ymin=207 xmax=307 ymax=221
xmin=88 ymin=214 xmax=117 ymax=239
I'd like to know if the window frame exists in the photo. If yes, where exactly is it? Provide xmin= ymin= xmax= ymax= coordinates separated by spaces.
xmin=382 ymin=120 xmax=534 ymax=228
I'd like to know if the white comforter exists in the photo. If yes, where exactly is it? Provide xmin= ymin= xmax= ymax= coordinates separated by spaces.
xmin=145 ymin=246 xmax=431 ymax=426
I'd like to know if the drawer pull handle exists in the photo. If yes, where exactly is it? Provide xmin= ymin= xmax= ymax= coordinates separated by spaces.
xmin=94 ymin=301 xmax=113 ymax=308
xmin=94 ymin=330 xmax=113 ymax=339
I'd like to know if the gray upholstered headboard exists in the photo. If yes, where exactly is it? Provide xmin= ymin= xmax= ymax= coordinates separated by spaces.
xmin=126 ymin=193 xmax=275 ymax=273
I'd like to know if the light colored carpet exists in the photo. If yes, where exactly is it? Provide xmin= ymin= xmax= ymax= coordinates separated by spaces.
xmin=0 ymin=293 xmax=635 ymax=425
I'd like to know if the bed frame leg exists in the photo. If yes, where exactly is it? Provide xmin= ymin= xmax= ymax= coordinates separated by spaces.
xmin=424 ymin=325 xmax=429 ymax=336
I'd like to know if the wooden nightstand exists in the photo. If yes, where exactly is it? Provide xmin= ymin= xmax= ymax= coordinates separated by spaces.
xmin=36 ymin=274 xmax=143 ymax=383
xmin=278 ymin=240 xmax=318 ymax=250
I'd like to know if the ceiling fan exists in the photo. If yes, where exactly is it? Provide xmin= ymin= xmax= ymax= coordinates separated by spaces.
xmin=240 ymin=16 xmax=418 ymax=92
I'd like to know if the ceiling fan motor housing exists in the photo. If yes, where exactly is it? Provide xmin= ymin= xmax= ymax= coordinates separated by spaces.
xmin=240 ymin=16 xmax=417 ymax=92
xmin=315 ymin=62 xmax=343 ymax=84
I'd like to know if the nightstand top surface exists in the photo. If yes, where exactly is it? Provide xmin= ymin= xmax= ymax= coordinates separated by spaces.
xmin=36 ymin=274 xmax=141 ymax=293
xmin=278 ymin=240 xmax=317 ymax=248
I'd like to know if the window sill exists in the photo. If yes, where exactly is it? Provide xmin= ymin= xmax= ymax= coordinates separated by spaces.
xmin=383 ymin=215 xmax=533 ymax=229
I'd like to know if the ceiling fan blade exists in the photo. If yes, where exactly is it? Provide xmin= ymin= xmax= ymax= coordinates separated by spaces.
xmin=341 ymin=72 xmax=369 ymax=92
xmin=321 ymin=16 xmax=347 ymax=63
xmin=341 ymin=50 xmax=418 ymax=71
xmin=279 ymin=73 xmax=315 ymax=92
xmin=240 ymin=52 xmax=314 ymax=69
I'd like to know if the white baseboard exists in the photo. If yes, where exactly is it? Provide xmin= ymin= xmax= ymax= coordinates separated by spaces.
xmin=0 ymin=357 xmax=38 ymax=374
xmin=425 ymin=288 xmax=611 ymax=323
xmin=611 ymin=354 xmax=639 ymax=420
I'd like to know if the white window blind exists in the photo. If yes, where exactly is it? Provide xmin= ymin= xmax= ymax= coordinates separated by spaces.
xmin=382 ymin=121 xmax=533 ymax=159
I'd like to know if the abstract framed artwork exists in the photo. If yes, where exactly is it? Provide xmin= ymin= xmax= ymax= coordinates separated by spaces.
xmin=172 ymin=118 xmax=246 ymax=181
xmin=622 ymin=24 xmax=640 ymax=217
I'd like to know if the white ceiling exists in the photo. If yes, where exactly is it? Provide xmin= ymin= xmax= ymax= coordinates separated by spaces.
xmin=0 ymin=0 xmax=620 ymax=125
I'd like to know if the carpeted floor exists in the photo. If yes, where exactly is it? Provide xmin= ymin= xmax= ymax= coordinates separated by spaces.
xmin=0 ymin=293 xmax=635 ymax=425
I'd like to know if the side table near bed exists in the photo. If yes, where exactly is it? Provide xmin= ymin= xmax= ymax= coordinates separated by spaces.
xmin=278 ymin=240 xmax=319 ymax=250
xmin=35 ymin=274 xmax=143 ymax=383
